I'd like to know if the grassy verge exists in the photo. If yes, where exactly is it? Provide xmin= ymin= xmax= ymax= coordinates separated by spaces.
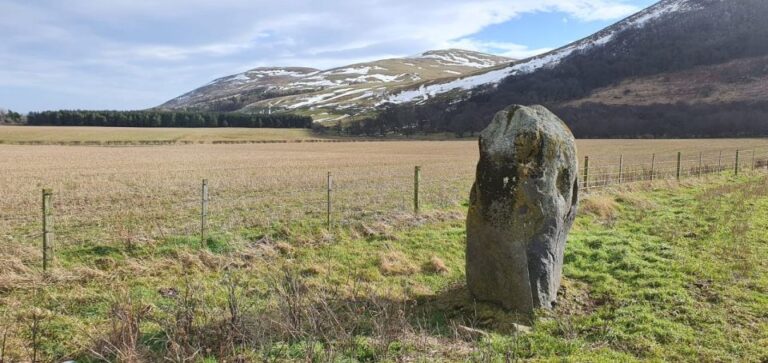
xmin=1 ymin=175 xmax=766 ymax=362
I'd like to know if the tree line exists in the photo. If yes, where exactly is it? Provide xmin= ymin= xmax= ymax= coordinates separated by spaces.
xmin=25 ymin=110 xmax=313 ymax=128
xmin=0 ymin=109 xmax=23 ymax=124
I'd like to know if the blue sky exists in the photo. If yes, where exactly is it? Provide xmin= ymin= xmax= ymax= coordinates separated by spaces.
xmin=0 ymin=0 xmax=656 ymax=113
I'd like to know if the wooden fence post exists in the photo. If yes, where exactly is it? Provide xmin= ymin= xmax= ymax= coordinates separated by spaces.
xmin=618 ymin=155 xmax=624 ymax=184
xmin=414 ymin=166 xmax=421 ymax=215
xmin=735 ymin=150 xmax=740 ymax=176
xmin=698 ymin=152 xmax=703 ymax=177
xmin=583 ymin=156 xmax=589 ymax=189
xmin=718 ymin=151 xmax=722 ymax=171
xmin=650 ymin=153 xmax=655 ymax=181
xmin=42 ymin=189 xmax=53 ymax=272
xmin=326 ymin=172 xmax=333 ymax=228
xmin=676 ymin=152 xmax=682 ymax=181
xmin=201 ymin=179 xmax=208 ymax=246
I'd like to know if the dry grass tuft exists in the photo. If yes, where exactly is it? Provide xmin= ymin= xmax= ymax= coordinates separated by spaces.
xmin=580 ymin=194 xmax=619 ymax=220
xmin=275 ymin=241 xmax=295 ymax=255
xmin=0 ymin=256 xmax=31 ymax=276
xmin=123 ymin=259 xmax=150 ymax=275
xmin=197 ymin=250 xmax=223 ymax=270
xmin=615 ymin=192 xmax=657 ymax=210
xmin=94 ymin=257 xmax=118 ymax=271
xmin=378 ymin=251 xmax=419 ymax=276
xmin=0 ymin=251 xmax=36 ymax=292
xmin=357 ymin=222 xmax=397 ymax=240
xmin=68 ymin=266 xmax=108 ymax=283
xmin=301 ymin=264 xmax=327 ymax=276
xmin=176 ymin=251 xmax=205 ymax=271
xmin=424 ymin=256 xmax=449 ymax=275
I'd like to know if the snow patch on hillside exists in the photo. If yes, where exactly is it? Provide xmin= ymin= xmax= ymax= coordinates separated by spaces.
xmin=364 ymin=74 xmax=403 ymax=83
xmin=288 ymin=88 xmax=373 ymax=109
xmin=327 ymin=66 xmax=371 ymax=75
xmin=422 ymin=54 xmax=495 ymax=68
xmin=231 ymin=74 xmax=250 ymax=83
xmin=385 ymin=67 xmax=515 ymax=104
xmin=628 ymin=0 xmax=696 ymax=28
xmin=416 ymin=50 xmax=504 ymax=68
xmin=246 ymin=69 xmax=307 ymax=78
xmin=209 ymin=68 xmax=311 ymax=87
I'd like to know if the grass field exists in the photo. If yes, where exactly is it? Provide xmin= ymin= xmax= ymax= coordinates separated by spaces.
xmin=1 ymin=139 xmax=767 ymax=361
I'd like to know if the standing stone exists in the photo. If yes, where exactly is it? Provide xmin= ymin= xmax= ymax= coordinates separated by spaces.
xmin=466 ymin=105 xmax=578 ymax=314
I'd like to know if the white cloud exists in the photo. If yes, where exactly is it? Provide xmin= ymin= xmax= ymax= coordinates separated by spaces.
xmin=0 ymin=0 xmax=642 ymax=111
xmin=554 ymin=0 xmax=640 ymax=21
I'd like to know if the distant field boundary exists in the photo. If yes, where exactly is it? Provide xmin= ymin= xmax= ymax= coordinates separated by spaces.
xmin=0 ymin=136 xmax=479 ymax=146
xmin=0 ymin=138 xmax=399 ymax=146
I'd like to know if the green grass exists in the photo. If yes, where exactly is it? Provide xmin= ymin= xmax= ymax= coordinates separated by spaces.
xmin=1 ymin=175 xmax=767 ymax=362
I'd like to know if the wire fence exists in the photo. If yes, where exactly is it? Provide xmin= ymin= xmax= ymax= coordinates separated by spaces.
xmin=581 ymin=147 xmax=768 ymax=191
xmin=2 ymin=145 xmax=768 ymax=271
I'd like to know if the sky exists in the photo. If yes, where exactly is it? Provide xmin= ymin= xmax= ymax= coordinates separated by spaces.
xmin=0 ymin=0 xmax=656 ymax=113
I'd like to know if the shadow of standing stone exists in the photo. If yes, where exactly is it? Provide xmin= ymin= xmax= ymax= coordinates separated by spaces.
xmin=466 ymin=105 xmax=578 ymax=314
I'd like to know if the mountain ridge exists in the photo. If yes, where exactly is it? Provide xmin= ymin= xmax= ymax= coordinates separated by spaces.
xmin=158 ymin=49 xmax=512 ymax=121
xmin=355 ymin=0 xmax=768 ymax=138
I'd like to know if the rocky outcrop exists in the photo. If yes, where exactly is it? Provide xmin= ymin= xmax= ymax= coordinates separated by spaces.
xmin=466 ymin=105 xmax=578 ymax=314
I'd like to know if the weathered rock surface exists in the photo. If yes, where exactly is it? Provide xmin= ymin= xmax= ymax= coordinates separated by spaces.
xmin=466 ymin=105 xmax=578 ymax=314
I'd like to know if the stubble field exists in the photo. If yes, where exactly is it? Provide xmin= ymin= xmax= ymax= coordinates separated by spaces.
xmin=0 ymin=126 xmax=323 ymax=143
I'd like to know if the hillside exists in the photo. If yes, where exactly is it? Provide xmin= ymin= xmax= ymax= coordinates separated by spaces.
xmin=159 ymin=67 xmax=321 ymax=112
xmin=356 ymin=0 xmax=768 ymax=137
xmin=159 ymin=49 xmax=511 ymax=122
xmin=562 ymin=55 xmax=768 ymax=107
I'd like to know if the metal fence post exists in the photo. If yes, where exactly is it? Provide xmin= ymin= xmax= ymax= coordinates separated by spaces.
xmin=327 ymin=172 xmax=333 ymax=228
xmin=618 ymin=155 xmax=624 ymax=184
xmin=752 ymin=150 xmax=756 ymax=170
xmin=676 ymin=152 xmax=682 ymax=181
xmin=735 ymin=150 xmax=740 ymax=176
xmin=650 ymin=153 xmax=655 ymax=181
xmin=201 ymin=179 xmax=208 ymax=246
xmin=583 ymin=156 xmax=589 ymax=189
xmin=414 ymin=166 xmax=421 ymax=215
xmin=42 ymin=189 xmax=53 ymax=272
